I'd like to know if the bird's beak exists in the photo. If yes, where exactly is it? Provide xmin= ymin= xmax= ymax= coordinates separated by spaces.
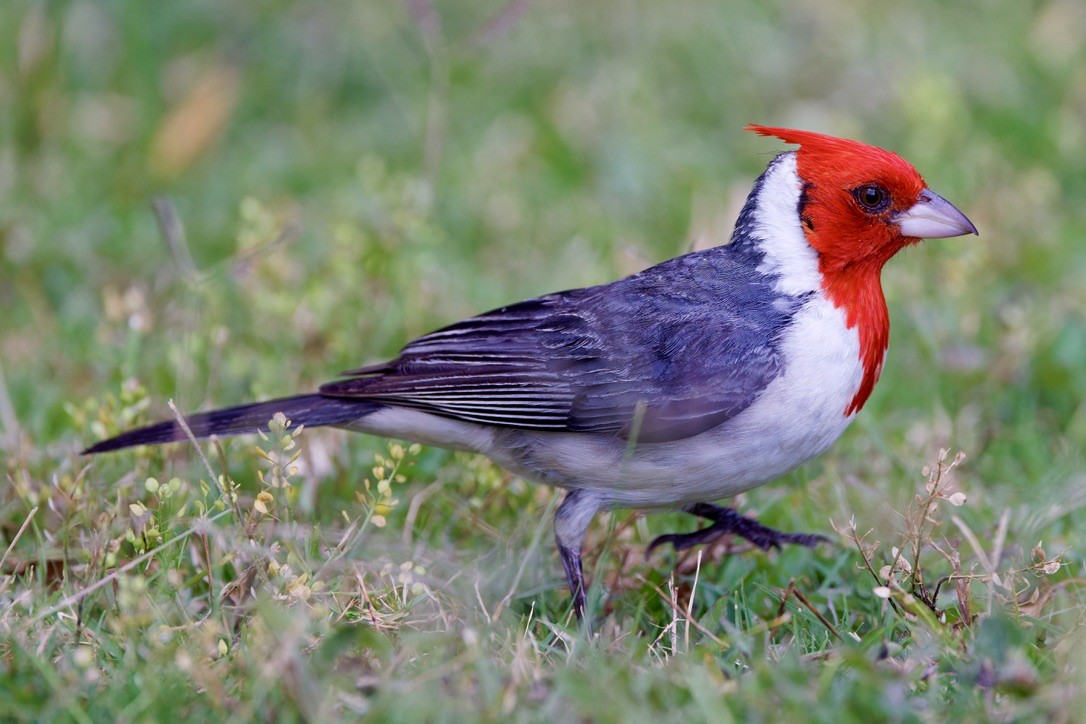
xmin=894 ymin=189 xmax=978 ymax=239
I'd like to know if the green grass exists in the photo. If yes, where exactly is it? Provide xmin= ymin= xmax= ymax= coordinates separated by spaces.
xmin=3 ymin=0 xmax=1086 ymax=720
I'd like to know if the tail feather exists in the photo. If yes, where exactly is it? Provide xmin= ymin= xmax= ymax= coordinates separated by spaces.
xmin=82 ymin=394 xmax=378 ymax=454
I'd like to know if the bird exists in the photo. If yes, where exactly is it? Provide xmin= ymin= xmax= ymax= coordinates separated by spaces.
xmin=83 ymin=125 xmax=978 ymax=620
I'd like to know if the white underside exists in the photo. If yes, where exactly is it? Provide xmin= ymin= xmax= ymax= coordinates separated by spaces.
xmin=344 ymin=153 xmax=871 ymax=509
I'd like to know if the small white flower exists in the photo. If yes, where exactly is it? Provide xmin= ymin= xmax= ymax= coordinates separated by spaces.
xmin=947 ymin=492 xmax=967 ymax=506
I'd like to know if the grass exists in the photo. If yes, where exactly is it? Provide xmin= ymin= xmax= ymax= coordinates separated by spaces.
xmin=3 ymin=0 xmax=1086 ymax=720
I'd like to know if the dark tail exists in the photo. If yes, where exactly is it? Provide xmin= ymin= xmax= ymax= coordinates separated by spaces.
xmin=82 ymin=394 xmax=379 ymax=454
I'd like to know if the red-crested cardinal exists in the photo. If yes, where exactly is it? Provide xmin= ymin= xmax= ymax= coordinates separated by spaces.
xmin=84 ymin=126 xmax=978 ymax=619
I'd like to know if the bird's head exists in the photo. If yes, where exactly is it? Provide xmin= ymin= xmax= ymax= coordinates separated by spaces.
xmin=746 ymin=124 xmax=977 ymax=414
xmin=746 ymin=124 xmax=977 ymax=273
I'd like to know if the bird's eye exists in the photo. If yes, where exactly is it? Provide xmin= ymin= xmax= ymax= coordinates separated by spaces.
xmin=853 ymin=184 xmax=890 ymax=212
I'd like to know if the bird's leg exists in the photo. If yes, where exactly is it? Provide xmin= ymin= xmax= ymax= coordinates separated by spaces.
xmin=554 ymin=489 xmax=603 ymax=623
xmin=647 ymin=501 xmax=829 ymax=557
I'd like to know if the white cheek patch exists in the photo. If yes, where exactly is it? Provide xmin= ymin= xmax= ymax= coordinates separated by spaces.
xmin=752 ymin=154 xmax=823 ymax=296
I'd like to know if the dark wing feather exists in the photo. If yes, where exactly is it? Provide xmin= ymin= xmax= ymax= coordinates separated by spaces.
xmin=320 ymin=250 xmax=798 ymax=443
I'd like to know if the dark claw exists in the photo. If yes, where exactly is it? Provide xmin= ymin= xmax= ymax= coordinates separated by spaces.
xmin=647 ymin=503 xmax=830 ymax=558
xmin=646 ymin=525 xmax=729 ymax=557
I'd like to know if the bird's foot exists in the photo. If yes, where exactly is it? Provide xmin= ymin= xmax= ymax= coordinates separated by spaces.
xmin=647 ymin=502 xmax=829 ymax=557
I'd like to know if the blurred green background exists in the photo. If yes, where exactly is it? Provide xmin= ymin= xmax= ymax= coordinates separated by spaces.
xmin=2 ymin=0 xmax=1085 ymax=719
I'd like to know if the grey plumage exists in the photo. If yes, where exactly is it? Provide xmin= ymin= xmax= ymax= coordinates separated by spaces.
xmin=321 ymin=246 xmax=797 ymax=443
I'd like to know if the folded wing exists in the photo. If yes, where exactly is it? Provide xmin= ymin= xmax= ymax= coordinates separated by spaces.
xmin=320 ymin=252 xmax=795 ymax=443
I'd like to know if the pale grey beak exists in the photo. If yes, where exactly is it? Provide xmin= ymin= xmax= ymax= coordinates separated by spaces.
xmin=894 ymin=189 xmax=978 ymax=239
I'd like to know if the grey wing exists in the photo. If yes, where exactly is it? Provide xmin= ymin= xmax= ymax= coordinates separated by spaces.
xmin=323 ymin=295 xmax=588 ymax=430
xmin=320 ymin=264 xmax=791 ymax=443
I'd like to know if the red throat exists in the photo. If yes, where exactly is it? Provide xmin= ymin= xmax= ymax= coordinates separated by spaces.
xmin=821 ymin=265 xmax=891 ymax=415
xmin=747 ymin=124 xmax=927 ymax=415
